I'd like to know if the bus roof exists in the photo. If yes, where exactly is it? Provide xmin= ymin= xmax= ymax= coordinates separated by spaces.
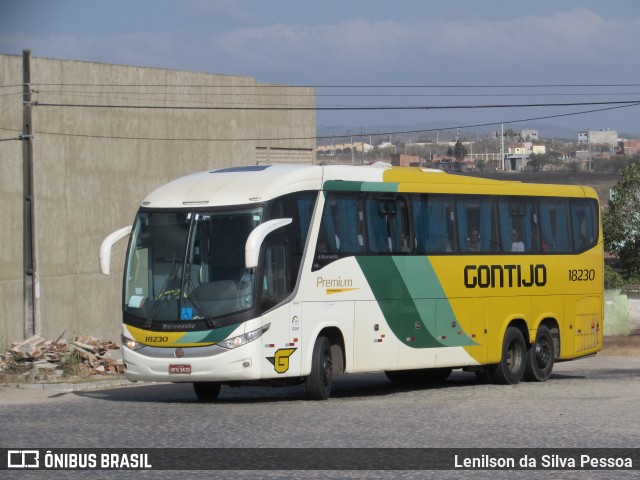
xmin=140 ymin=164 xmax=597 ymax=208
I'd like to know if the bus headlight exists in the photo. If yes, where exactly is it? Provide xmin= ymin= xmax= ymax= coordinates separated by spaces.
xmin=218 ymin=324 xmax=270 ymax=349
xmin=121 ymin=335 xmax=145 ymax=351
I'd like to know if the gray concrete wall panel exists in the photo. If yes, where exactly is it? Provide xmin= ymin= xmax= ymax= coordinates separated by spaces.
xmin=0 ymin=53 xmax=315 ymax=345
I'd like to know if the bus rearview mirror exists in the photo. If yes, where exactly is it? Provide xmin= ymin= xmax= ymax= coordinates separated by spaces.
xmin=245 ymin=218 xmax=292 ymax=269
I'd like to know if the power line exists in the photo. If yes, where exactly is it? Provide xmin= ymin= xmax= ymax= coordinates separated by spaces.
xmin=29 ymin=102 xmax=640 ymax=143
xmin=33 ymin=99 xmax=640 ymax=111
xmin=29 ymin=82 xmax=640 ymax=89
xmin=34 ymin=88 xmax=640 ymax=99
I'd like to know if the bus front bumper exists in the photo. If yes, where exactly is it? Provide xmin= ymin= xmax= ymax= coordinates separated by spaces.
xmin=121 ymin=342 xmax=262 ymax=383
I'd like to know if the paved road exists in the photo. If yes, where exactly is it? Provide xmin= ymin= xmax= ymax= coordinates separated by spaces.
xmin=1 ymin=355 xmax=639 ymax=479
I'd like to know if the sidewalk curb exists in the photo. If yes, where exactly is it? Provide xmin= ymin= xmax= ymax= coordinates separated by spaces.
xmin=2 ymin=377 xmax=137 ymax=392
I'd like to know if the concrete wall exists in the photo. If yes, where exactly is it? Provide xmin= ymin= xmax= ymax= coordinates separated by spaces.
xmin=0 ymin=53 xmax=315 ymax=346
xmin=0 ymin=55 xmax=24 ymax=348
xmin=604 ymin=289 xmax=630 ymax=336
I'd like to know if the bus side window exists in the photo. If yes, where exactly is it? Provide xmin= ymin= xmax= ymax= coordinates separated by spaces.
xmin=366 ymin=195 xmax=392 ymax=253
xmin=390 ymin=196 xmax=411 ymax=253
xmin=317 ymin=192 xmax=364 ymax=255
xmin=571 ymin=199 xmax=599 ymax=252
xmin=336 ymin=194 xmax=364 ymax=252
xmin=411 ymin=194 xmax=455 ymax=253
xmin=317 ymin=194 xmax=339 ymax=253
xmin=498 ymin=198 xmax=537 ymax=253
xmin=261 ymin=243 xmax=288 ymax=312
xmin=539 ymin=199 xmax=571 ymax=253
xmin=456 ymin=196 xmax=498 ymax=253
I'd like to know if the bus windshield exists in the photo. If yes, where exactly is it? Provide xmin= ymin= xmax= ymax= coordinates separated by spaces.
xmin=124 ymin=207 xmax=263 ymax=326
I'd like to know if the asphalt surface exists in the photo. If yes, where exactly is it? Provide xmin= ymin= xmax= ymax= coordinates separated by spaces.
xmin=1 ymin=354 xmax=639 ymax=479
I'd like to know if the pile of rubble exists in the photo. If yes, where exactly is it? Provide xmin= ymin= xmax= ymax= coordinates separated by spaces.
xmin=0 ymin=334 xmax=124 ymax=382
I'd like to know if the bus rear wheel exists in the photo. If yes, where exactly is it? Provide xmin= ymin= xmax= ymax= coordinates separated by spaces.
xmin=524 ymin=325 xmax=555 ymax=382
xmin=490 ymin=326 xmax=527 ymax=385
xmin=305 ymin=336 xmax=332 ymax=400
xmin=193 ymin=382 xmax=221 ymax=402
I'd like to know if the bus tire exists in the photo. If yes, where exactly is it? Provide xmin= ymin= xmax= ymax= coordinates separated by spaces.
xmin=490 ymin=326 xmax=527 ymax=385
xmin=524 ymin=325 xmax=555 ymax=382
xmin=193 ymin=382 xmax=221 ymax=402
xmin=305 ymin=336 xmax=332 ymax=400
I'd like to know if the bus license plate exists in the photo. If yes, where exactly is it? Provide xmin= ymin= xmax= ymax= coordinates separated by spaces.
xmin=169 ymin=364 xmax=191 ymax=374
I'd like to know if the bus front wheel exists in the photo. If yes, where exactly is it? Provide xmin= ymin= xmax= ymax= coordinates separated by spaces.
xmin=490 ymin=326 xmax=527 ymax=385
xmin=305 ymin=336 xmax=332 ymax=400
xmin=524 ymin=325 xmax=555 ymax=382
xmin=193 ymin=382 xmax=221 ymax=402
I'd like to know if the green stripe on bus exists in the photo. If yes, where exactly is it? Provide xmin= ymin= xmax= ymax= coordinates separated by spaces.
xmin=323 ymin=181 xmax=399 ymax=192
xmin=356 ymin=256 xmax=475 ymax=348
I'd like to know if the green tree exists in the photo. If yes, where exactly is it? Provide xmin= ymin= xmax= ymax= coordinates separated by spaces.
xmin=603 ymin=160 xmax=640 ymax=278
xmin=453 ymin=140 xmax=467 ymax=162
xmin=528 ymin=152 xmax=554 ymax=172
xmin=446 ymin=146 xmax=454 ymax=160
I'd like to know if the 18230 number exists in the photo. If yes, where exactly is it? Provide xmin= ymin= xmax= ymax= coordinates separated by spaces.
xmin=568 ymin=269 xmax=596 ymax=282
xmin=145 ymin=336 xmax=169 ymax=343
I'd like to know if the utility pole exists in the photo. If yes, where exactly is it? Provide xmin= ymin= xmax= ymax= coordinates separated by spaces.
xmin=500 ymin=123 xmax=505 ymax=170
xmin=360 ymin=127 xmax=364 ymax=165
xmin=22 ymin=49 xmax=40 ymax=338
xmin=588 ymin=131 xmax=592 ymax=171
xmin=350 ymin=136 xmax=354 ymax=165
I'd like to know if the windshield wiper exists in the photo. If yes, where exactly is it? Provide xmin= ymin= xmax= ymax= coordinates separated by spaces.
xmin=144 ymin=254 xmax=179 ymax=328
xmin=183 ymin=271 xmax=218 ymax=329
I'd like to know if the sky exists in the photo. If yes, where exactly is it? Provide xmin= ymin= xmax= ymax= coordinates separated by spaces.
xmin=2 ymin=0 xmax=640 ymax=137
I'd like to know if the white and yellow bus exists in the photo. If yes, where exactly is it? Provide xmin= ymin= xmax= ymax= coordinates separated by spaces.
xmin=100 ymin=164 xmax=603 ymax=400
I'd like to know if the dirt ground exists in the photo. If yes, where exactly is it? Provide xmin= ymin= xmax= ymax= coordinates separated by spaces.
xmin=601 ymin=335 xmax=640 ymax=356
xmin=0 ymin=335 xmax=637 ymax=387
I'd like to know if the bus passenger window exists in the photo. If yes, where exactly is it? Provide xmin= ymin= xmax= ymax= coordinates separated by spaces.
xmin=366 ymin=195 xmax=390 ymax=253
xmin=317 ymin=192 xmax=363 ymax=255
xmin=539 ymin=199 xmax=571 ymax=253
xmin=498 ymin=198 xmax=538 ymax=253
xmin=571 ymin=199 xmax=599 ymax=252
xmin=411 ymin=194 xmax=455 ymax=253
xmin=455 ymin=196 xmax=498 ymax=254
xmin=391 ymin=197 xmax=410 ymax=253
